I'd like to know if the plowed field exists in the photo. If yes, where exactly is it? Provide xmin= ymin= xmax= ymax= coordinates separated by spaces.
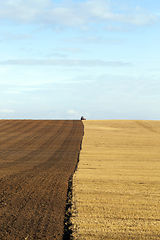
xmin=0 ymin=120 xmax=84 ymax=240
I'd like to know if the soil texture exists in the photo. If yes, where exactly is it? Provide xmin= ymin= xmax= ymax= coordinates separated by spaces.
xmin=0 ymin=120 xmax=83 ymax=240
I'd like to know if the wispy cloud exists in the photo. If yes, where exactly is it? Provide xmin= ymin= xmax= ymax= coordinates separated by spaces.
xmin=68 ymin=109 xmax=80 ymax=117
xmin=0 ymin=59 xmax=132 ymax=67
xmin=0 ymin=109 xmax=15 ymax=113
xmin=104 ymin=24 xmax=134 ymax=32
xmin=58 ymin=48 xmax=83 ymax=53
xmin=0 ymin=0 xmax=158 ymax=28
xmin=0 ymin=32 xmax=31 ymax=41
xmin=46 ymin=53 xmax=67 ymax=58
xmin=65 ymin=35 xmax=125 ymax=44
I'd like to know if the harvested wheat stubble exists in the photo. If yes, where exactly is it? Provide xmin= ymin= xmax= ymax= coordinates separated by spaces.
xmin=72 ymin=120 xmax=160 ymax=239
xmin=0 ymin=120 xmax=84 ymax=240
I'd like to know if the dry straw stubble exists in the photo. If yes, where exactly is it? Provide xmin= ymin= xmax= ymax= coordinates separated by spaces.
xmin=71 ymin=120 xmax=160 ymax=239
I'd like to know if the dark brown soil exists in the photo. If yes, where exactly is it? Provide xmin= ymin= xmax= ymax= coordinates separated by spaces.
xmin=0 ymin=120 xmax=84 ymax=240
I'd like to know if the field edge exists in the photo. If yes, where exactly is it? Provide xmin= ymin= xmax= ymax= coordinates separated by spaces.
xmin=63 ymin=121 xmax=84 ymax=239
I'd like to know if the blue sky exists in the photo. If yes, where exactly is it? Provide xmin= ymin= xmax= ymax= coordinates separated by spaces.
xmin=0 ymin=0 xmax=160 ymax=120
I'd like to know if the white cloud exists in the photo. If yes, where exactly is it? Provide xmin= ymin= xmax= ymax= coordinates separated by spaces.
xmin=66 ymin=35 xmax=124 ymax=44
xmin=0 ymin=0 xmax=158 ymax=28
xmin=68 ymin=110 xmax=80 ymax=117
xmin=124 ymin=13 xmax=158 ymax=26
xmin=0 ymin=109 xmax=15 ymax=113
xmin=0 ymin=32 xmax=31 ymax=41
xmin=105 ymin=24 xmax=134 ymax=32
xmin=0 ymin=0 xmax=50 ymax=22
xmin=0 ymin=59 xmax=132 ymax=67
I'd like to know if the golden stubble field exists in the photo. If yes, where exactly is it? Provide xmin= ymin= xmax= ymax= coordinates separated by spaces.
xmin=71 ymin=120 xmax=160 ymax=239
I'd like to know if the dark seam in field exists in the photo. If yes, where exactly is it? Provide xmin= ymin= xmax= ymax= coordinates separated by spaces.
xmin=63 ymin=121 xmax=84 ymax=240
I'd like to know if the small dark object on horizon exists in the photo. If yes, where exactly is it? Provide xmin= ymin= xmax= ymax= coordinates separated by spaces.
xmin=81 ymin=116 xmax=86 ymax=120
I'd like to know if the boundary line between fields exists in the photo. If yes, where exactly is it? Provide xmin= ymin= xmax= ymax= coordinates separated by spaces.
xmin=63 ymin=122 xmax=84 ymax=240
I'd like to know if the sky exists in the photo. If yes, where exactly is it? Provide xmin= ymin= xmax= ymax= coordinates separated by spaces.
xmin=0 ymin=0 xmax=160 ymax=120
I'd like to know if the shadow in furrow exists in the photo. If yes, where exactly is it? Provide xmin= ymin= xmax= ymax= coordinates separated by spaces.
xmin=63 ymin=129 xmax=83 ymax=240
